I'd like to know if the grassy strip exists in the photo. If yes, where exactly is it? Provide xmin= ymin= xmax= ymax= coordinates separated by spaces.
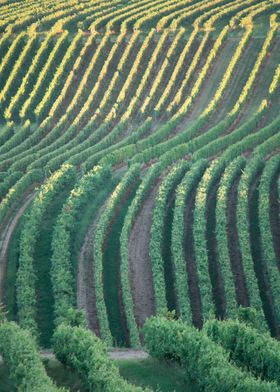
xmin=1 ymin=357 xmax=190 ymax=392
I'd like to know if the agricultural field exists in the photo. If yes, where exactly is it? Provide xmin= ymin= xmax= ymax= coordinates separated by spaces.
xmin=0 ymin=0 xmax=280 ymax=390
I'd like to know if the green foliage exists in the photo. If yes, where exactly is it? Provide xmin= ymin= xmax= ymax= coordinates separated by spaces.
xmin=0 ymin=120 xmax=31 ymax=157
xmin=236 ymin=155 xmax=268 ymax=330
xmin=53 ymin=324 xmax=148 ymax=392
xmin=4 ymin=32 xmax=55 ymax=122
xmin=0 ymin=170 xmax=23 ymax=199
xmin=51 ymin=165 xmax=111 ymax=333
xmin=117 ymin=357 xmax=190 ymax=392
xmin=0 ymin=32 xmax=26 ymax=91
xmin=19 ymin=32 xmax=69 ymax=122
xmin=0 ymin=6 xmax=280 ymax=391
xmin=0 ymin=321 xmax=64 ymax=392
xmin=144 ymin=316 xmax=280 ymax=391
xmin=171 ymin=159 xmax=207 ymax=322
xmin=215 ymin=157 xmax=246 ymax=318
xmin=204 ymin=318 xmax=280 ymax=384
xmin=258 ymin=155 xmax=280 ymax=324
xmin=94 ymin=164 xmax=140 ymax=346
xmin=16 ymin=164 xmax=76 ymax=338
xmin=119 ymin=155 xmax=184 ymax=346
xmin=0 ymin=123 xmax=14 ymax=146
xmin=150 ymin=160 xmax=189 ymax=314
xmin=0 ymin=304 xmax=7 ymax=323
xmin=34 ymin=32 xmax=83 ymax=123
xmin=0 ymin=35 xmax=38 ymax=110
xmin=193 ymin=159 xmax=225 ymax=320
xmin=237 ymin=307 xmax=271 ymax=333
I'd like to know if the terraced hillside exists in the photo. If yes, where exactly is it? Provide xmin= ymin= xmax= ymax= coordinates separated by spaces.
xmin=0 ymin=0 xmax=279 ymax=362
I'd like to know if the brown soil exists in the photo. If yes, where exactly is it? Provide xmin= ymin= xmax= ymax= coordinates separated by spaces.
xmin=226 ymin=177 xmax=250 ymax=307
xmin=128 ymin=186 xmax=158 ymax=329
xmin=77 ymin=206 xmax=107 ymax=337
xmin=162 ymin=193 xmax=179 ymax=313
xmin=184 ymin=190 xmax=203 ymax=329
xmin=0 ymin=193 xmax=35 ymax=302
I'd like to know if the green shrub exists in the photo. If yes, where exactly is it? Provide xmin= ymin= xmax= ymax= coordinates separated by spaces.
xmin=0 ymin=321 xmax=64 ymax=392
xmin=204 ymin=319 xmax=280 ymax=384
xmin=53 ymin=324 xmax=148 ymax=392
xmin=144 ymin=316 xmax=279 ymax=391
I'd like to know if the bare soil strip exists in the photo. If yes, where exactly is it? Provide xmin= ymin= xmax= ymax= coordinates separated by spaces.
xmin=77 ymin=172 xmax=125 ymax=339
xmin=0 ymin=350 xmax=149 ymax=364
xmin=102 ymin=188 xmax=136 ymax=348
xmin=226 ymin=177 xmax=250 ymax=307
xmin=0 ymin=193 xmax=35 ymax=303
xmin=128 ymin=186 xmax=158 ymax=329
xmin=77 ymin=206 xmax=106 ymax=337
xmin=162 ymin=194 xmax=178 ymax=313
xmin=108 ymin=349 xmax=148 ymax=360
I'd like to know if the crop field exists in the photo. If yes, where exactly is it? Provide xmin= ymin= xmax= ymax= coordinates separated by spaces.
xmin=0 ymin=0 xmax=280 ymax=391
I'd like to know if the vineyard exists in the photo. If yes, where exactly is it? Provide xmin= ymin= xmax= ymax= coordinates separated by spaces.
xmin=0 ymin=0 xmax=280 ymax=390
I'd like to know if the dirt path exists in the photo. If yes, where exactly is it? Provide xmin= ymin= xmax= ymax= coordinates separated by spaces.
xmin=108 ymin=349 xmax=148 ymax=360
xmin=0 ymin=350 xmax=149 ymax=364
xmin=0 ymin=193 xmax=35 ymax=302
xmin=77 ymin=204 xmax=107 ymax=337
xmin=128 ymin=186 xmax=158 ymax=328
